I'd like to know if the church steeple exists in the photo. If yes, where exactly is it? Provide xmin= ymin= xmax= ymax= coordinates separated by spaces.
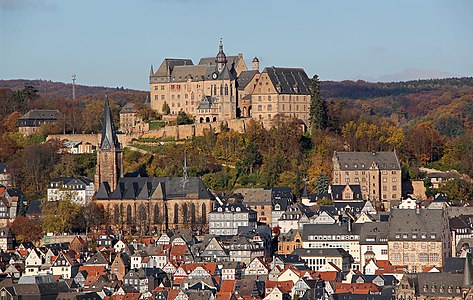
xmin=95 ymin=96 xmax=123 ymax=192
xmin=100 ymin=95 xmax=120 ymax=150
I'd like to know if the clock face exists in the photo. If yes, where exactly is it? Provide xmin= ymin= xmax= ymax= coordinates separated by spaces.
xmin=212 ymin=72 xmax=218 ymax=80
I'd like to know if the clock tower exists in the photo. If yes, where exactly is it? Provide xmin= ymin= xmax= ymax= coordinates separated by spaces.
xmin=94 ymin=96 xmax=123 ymax=191
xmin=216 ymin=39 xmax=227 ymax=74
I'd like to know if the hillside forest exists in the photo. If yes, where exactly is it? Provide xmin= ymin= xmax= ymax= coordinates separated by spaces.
xmin=0 ymin=77 xmax=473 ymax=204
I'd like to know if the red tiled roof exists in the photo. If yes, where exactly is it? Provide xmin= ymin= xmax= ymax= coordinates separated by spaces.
xmin=220 ymin=280 xmax=236 ymax=293
xmin=265 ymin=280 xmax=293 ymax=295
xmin=79 ymin=265 xmax=107 ymax=276
xmin=335 ymin=282 xmax=381 ymax=294
xmin=216 ymin=292 xmax=234 ymax=300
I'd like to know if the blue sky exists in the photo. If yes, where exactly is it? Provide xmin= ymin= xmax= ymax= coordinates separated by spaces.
xmin=1 ymin=0 xmax=472 ymax=90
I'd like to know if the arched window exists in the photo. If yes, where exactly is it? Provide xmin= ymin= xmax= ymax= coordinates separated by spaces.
xmin=126 ymin=205 xmax=132 ymax=225
xmin=191 ymin=92 xmax=194 ymax=100
xmin=183 ymin=203 xmax=188 ymax=224
xmin=114 ymin=204 xmax=119 ymax=224
xmin=138 ymin=204 xmax=147 ymax=223
xmin=213 ymin=85 xmax=217 ymax=95
xmin=230 ymin=84 xmax=233 ymax=97
xmin=213 ymin=117 xmax=217 ymax=122
xmin=154 ymin=204 xmax=161 ymax=224
xmin=220 ymin=85 xmax=223 ymax=95
xmin=206 ymin=117 xmax=210 ymax=123
xmin=202 ymin=203 xmax=207 ymax=224
xmin=225 ymin=84 xmax=228 ymax=95
xmin=174 ymin=203 xmax=179 ymax=224
xmin=191 ymin=203 xmax=196 ymax=225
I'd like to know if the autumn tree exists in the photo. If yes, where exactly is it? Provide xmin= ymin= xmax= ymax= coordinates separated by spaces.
xmin=10 ymin=216 xmax=43 ymax=244
xmin=309 ymin=75 xmax=328 ymax=133
xmin=12 ymin=141 xmax=61 ymax=196
xmin=42 ymin=199 xmax=81 ymax=234
xmin=406 ymin=122 xmax=444 ymax=165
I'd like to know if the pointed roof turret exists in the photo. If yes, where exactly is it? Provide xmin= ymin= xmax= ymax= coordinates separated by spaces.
xmin=150 ymin=65 xmax=154 ymax=77
xmin=100 ymin=95 xmax=120 ymax=151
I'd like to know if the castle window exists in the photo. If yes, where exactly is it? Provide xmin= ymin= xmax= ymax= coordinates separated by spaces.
xmin=225 ymin=84 xmax=228 ymax=95
xmin=174 ymin=204 xmax=179 ymax=224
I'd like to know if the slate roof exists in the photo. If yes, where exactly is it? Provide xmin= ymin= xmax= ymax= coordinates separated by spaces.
xmin=334 ymin=151 xmax=401 ymax=170
xmin=212 ymin=202 xmax=255 ymax=213
xmin=359 ymin=222 xmax=390 ymax=245
xmin=96 ymin=176 xmax=213 ymax=200
xmin=301 ymin=223 xmax=361 ymax=240
xmin=388 ymin=208 xmax=445 ymax=241
xmin=197 ymin=95 xmax=216 ymax=110
xmin=234 ymin=188 xmax=272 ymax=204
xmin=120 ymin=102 xmax=138 ymax=114
xmin=49 ymin=177 xmax=93 ymax=190
xmin=100 ymin=97 xmax=120 ymax=151
xmin=416 ymin=273 xmax=465 ymax=297
xmin=352 ymin=274 xmax=398 ymax=286
xmin=153 ymin=58 xmax=194 ymax=78
xmin=198 ymin=55 xmax=241 ymax=70
xmin=18 ymin=109 xmax=60 ymax=120
xmin=292 ymin=248 xmax=351 ymax=258
xmin=237 ymin=70 xmax=259 ymax=90
xmin=263 ymin=67 xmax=312 ymax=95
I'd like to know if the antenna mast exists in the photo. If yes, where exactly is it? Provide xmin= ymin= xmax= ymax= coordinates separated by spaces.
xmin=71 ymin=73 xmax=76 ymax=100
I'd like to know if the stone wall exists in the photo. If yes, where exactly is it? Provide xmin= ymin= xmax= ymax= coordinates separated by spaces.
xmin=47 ymin=133 xmax=140 ymax=147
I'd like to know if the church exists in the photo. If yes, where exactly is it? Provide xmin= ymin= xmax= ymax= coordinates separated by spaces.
xmin=94 ymin=97 xmax=214 ymax=233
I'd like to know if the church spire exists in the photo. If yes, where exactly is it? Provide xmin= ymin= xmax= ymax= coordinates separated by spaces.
xmin=100 ymin=95 xmax=120 ymax=150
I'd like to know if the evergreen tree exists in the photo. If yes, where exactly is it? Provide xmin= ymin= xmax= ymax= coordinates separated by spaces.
xmin=309 ymin=75 xmax=328 ymax=132
xmin=162 ymin=101 xmax=170 ymax=115
xmin=314 ymin=173 xmax=330 ymax=194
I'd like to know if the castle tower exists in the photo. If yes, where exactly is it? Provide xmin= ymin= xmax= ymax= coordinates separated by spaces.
xmin=252 ymin=57 xmax=259 ymax=71
xmin=216 ymin=39 xmax=227 ymax=74
xmin=94 ymin=96 xmax=123 ymax=191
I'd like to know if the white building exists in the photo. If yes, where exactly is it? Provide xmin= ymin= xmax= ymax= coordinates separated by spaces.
xmin=209 ymin=203 xmax=257 ymax=235
xmin=302 ymin=222 xmax=361 ymax=271
xmin=47 ymin=177 xmax=95 ymax=205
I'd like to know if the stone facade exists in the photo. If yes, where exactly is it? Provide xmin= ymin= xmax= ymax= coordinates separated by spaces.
xmin=387 ymin=208 xmax=450 ymax=273
xmin=332 ymin=151 xmax=402 ymax=210
xmin=119 ymin=102 xmax=148 ymax=134
xmin=17 ymin=109 xmax=60 ymax=136
xmin=94 ymin=97 xmax=123 ymax=192
xmin=149 ymin=41 xmax=312 ymax=127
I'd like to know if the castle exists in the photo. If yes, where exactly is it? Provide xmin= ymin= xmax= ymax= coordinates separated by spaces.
xmin=149 ymin=41 xmax=312 ymax=127
xmin=94 ymin=98 xmax=214 ymax=233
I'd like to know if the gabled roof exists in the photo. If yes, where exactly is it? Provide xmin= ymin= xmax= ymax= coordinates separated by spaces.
xmin=333 ymin=151 xmax=401 ymax=170
xmin=262 ymin=67 xmax=311 ymax=95
xmin=97 ymin=177 xmax=213 ymax=200
xmin=19 ymin=109 xmax=60 ymax=120
xmin=237 ymin=70 xmax=259 ymax=90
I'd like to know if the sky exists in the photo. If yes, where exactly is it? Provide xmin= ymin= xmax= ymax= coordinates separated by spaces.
xmin=0 ymin=0 xmax=472 ymax=90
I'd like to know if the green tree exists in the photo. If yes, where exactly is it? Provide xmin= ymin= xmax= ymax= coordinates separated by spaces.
xmin=177 ymin=111 xmax=193 ymax=125
xmin=42 ymin=198 xmax=81 ymax=234
xmin=162 ymin=101 xmax=170 ymax=115
xmin=309 ymin=75 xmax=328 ymax=133
xmin=314 ymin=173 xmax=330 ymax=194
